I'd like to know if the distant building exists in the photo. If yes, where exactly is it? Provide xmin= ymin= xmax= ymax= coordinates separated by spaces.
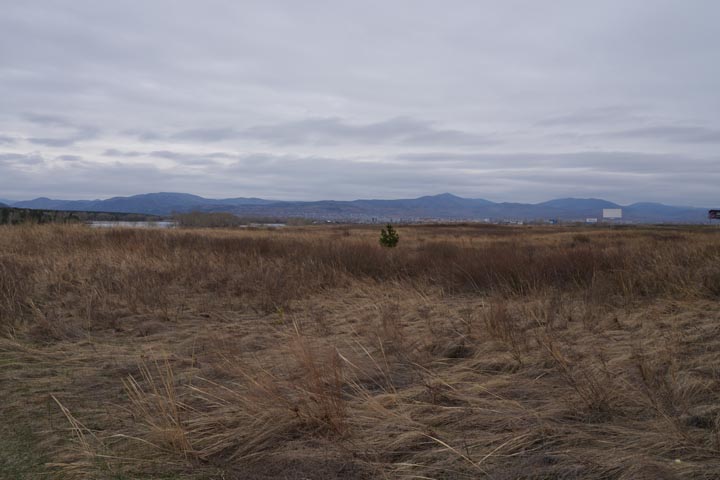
xmin=603 ymin=208 xmax=622 ymax=219
xmin=586 ymin=218 xmax=598 ymax=224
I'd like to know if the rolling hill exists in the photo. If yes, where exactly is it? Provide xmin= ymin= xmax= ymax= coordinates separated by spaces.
xmin=4 ymin=192 xmax=712 ymax=223
xmin=12 ymin=192 xmax=276 ymax=216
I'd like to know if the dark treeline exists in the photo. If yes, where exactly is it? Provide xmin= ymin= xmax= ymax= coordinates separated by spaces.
xmin=0 ymin=207 xmax=162 ymax=225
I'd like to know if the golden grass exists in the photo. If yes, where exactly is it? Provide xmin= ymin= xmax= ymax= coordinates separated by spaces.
xmin=1 ymin=223 xmax=719 ymax=479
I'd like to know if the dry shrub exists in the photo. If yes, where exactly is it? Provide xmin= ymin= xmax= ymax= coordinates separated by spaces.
xmin=123 ymin=359 xmax=193 ymax=457
xmin=572 ymin=233 xmax=592 ymax=244
xmin=237 ymin=257 xmax=341 ymax=313
xmin=701 ymin=265 xmax=720 ymax=298
xmin=632 ymin=347 xmax=683 ymax=417
xmin=374 ymin=301 xmax=405 ymax=353
xmin=119 ymin=333 xmax=349 ymax=467
xmin=26 ymin=304 xmax=84 ymax=342
xmin=287 ymin=332 xmax=347 ymax=435
xmin=174 ymin=211 xmax=244 ymax=228
xmin=0 ymin=255 xmax=34 ymax=335
xmin=482 ymin=301 xmax=527 ymax=365
xmin=538 ymin=334 xmax=616 ymax=420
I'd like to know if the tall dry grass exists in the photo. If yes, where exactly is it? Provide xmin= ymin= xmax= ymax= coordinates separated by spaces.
xmin=1 ymin=224 xmax=719 ymax=331
xmin=1 ymin=223 xmax=720 ymax=479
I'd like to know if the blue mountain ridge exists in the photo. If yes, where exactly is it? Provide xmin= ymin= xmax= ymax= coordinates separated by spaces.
xmin=5 ymin=192 xmax=712 ymax=222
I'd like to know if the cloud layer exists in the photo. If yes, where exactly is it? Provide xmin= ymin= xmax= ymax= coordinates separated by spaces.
xmin=1 ymin=1 xmax=718 ymax=206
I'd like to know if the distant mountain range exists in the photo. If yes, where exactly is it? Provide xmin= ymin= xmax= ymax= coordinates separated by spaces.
xmin=3 ymin=192 xmax=714 ymax=223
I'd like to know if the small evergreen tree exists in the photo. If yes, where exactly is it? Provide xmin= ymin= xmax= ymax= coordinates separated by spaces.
xmin=379 ymin=223 xmax=399 ymax=247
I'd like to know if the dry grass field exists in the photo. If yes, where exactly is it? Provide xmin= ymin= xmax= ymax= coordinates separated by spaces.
xmin=1 ymin=223 xmax=720 ymax=479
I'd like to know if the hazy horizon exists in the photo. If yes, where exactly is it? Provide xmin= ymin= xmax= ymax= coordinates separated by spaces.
xmin=1 ymin=190 xmax=713 ymax=209
xmin=2 ymin=1 xmax=719 ymax=206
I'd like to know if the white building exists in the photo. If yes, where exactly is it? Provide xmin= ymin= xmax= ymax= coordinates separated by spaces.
xmin=602 ymin=208 xmax=622 ymax=219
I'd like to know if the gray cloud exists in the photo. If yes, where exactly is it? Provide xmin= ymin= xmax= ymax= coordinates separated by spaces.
xmin=537 ymin=107 xmax=644 ymax=127
xmin=242 ymin=117 xmax=496 ymax=146
xmin=28 ymin=137 xmax=79 ymax=147
xmin=395 ymin=151 xmax=718 ymax=175
xmin=167 ymin=117 xmax=497 ymax=147
xmin=122 ymin=130 xmax=163 ymax=142
xmin=27 ymin=126 xmax=99 ymax=147
xmin=0 ymin=149 xmax=717 ymax=206
xmin=149 ymin=150 xmax=224 ymax=165
xmin=103 ymin=148 xmax=142 ymax=157
xmin=1 ymin=1 xmax=719 ymax=205
xmin=171 ymin=128 xmax=238 ymax=143
xmin=20 ymin=112 xmax=100 ymax=147
xmin=24 ymin=113 xmax=73 ymax=127
xmin=102 ymin=148 xmax=238 ymax=164
xmin=56 ymin=154 xmax=83 ymax=162
xmin=604 ymin=125 xmax=720 ymax=144
xmin=206 ymin=152 xmax=242 ymax=160
xmin=0 ymin=152 xmax=45 ymax=166
xmin=149 ymin=150 xmax=184 ymax=159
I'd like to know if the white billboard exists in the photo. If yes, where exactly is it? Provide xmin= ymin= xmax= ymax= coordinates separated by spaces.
xmin=603 ymin=208 xmax=622 ymax=219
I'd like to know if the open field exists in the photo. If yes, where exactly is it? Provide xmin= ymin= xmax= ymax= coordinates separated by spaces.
xmin=1 ymin=223 xmax=720 ymax=479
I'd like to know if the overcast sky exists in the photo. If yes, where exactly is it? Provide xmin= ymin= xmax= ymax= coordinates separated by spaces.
xmin=1 ymin=1 xmax=718 ymax=205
